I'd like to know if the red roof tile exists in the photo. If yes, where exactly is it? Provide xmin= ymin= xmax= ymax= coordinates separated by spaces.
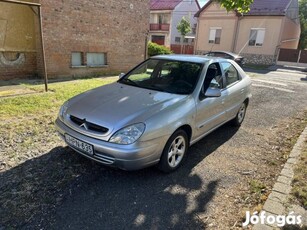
xmin=195 ymin=0 xmax=293 ymax=17
xmin=150 ymin=0 xmax=183 ymax=10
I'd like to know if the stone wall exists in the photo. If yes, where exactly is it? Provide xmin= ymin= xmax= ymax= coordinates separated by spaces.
xmin=241 ymin=53 xmax=276 ymax=66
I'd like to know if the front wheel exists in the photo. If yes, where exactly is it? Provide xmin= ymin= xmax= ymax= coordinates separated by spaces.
xmin=158 ymin=130 xmax=189 ymax=173
xmin=231 ymin=101 xmax=247 ymax=126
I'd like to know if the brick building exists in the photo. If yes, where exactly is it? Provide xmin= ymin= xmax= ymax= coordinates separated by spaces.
xmin=0 ymin=0 xmax=150 ymax=80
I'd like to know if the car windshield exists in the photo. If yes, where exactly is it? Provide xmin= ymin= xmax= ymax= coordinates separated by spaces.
xmin=118 ymin=59 xmax=203 ymax=94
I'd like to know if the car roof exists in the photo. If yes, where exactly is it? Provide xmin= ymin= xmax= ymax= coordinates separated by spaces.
xmin=152 ymin=54 xmax=217 ymax=64
xmin=206 ymin=51 xmax=241 ymax=58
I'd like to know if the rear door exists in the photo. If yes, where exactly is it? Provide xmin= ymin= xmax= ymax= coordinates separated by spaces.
xmin=220 ymin=61 xmax=244 ymax=120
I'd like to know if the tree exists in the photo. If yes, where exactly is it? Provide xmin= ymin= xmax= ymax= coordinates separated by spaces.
xmin=216 ymin=0 xmax=254 ymax=13
xmin=176 ymin=17 xmax=191 ymax=54
xmin=298 ymin=0 xmax=307 ymax=49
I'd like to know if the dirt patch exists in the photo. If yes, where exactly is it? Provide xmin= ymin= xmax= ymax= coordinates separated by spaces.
xmin=0 ymin=87 xmax=38 ymax=98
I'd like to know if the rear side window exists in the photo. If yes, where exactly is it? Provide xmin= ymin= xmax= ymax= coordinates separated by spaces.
xmin=221 ymin=62 xmax=240 ymax=87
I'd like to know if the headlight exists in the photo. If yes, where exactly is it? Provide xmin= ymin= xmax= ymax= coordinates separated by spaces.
xmin=59 ymin=101 xmax=69 ymax=121
xmin=109 ymin=123 xmax=145 ymax=145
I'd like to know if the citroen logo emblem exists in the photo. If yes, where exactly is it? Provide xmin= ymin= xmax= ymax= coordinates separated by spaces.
xmin=79 ymin=120 xmax=88 ymax=130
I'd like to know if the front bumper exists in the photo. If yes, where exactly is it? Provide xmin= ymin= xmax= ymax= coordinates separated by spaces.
xmin=55 ymin=118 xmax=164 ymax=170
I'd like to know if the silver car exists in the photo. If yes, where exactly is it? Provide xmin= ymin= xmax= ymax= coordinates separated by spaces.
xmin=55 ymin=55 xmax=252 ymax=172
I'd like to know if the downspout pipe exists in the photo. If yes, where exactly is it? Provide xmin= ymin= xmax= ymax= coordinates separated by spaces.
xmin=232 ymin=13 xmax=243 ymax=53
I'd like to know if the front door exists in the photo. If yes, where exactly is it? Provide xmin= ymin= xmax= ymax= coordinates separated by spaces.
xmin=195 ymin=63 xmax=226 ymax=139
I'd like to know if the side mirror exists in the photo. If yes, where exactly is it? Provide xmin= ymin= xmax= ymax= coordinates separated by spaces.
xmin=119 ymin=73 xmax=125 ymax=79
xmin=205 ymin=88 xmax=221 ymax=97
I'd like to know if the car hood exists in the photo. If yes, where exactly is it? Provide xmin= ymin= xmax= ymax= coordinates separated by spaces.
xmin=65 ymin=82 xmax=187 ymax=134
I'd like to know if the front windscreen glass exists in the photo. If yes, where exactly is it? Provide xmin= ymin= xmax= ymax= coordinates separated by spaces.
xmin=118 ymin=59 xmax=202 ymax=94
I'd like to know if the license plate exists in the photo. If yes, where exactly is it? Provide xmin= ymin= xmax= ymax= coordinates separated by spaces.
xmin=65 ymin=134 xmax=94 ymax=155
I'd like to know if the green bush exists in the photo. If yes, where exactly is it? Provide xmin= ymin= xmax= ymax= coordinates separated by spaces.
xmin=147 ymin=42 xmax=173 ymax=57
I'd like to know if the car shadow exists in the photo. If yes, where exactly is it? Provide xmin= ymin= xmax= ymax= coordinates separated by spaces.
xmin=243 ymin=67 xmax=272 ymax=74
xmin=0 ymin=123 xmax=239 ymax=229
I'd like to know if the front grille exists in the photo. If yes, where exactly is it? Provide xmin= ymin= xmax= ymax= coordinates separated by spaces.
xmin=70 ymin=115 xmax=109 ymax=134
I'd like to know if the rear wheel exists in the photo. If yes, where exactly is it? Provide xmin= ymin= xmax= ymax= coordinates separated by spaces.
xmin=231 ymin=101 xmax=247 ymax=126
xmin=158 ymin=130 xmax=189 ymax=173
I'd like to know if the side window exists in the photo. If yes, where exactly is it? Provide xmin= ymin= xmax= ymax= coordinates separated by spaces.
xmin=221 ymin=62 xmax=240 ymax=87
xmin=201 ymin=63 xmax=223 ymax=95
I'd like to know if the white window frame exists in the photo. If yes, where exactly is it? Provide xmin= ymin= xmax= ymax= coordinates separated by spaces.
xmin=208 ymin=27 xmax=222 ymax=44
xmin=249 ymin=28 xmax=265 ymax=47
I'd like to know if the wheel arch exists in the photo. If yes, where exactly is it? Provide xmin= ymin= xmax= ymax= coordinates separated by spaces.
xmin=244 ymin=98 xmax=249 ymax=107
xmin=175 ymin=124 xmax=192 ymax=145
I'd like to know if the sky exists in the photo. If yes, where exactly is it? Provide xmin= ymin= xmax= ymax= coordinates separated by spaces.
xmin=198 ymin=0 xmax=208 ymax=7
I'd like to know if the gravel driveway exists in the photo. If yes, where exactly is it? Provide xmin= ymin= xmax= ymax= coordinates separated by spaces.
xmin=1 ymin=69 xmax=307 ymax=229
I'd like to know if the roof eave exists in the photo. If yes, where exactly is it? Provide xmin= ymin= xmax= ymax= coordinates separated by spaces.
xmin=194 ymin=0 xmax=212 ymax=17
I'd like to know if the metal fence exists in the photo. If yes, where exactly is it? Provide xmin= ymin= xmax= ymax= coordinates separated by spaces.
xmin=278 ymin=48 xmax=307 ymax=64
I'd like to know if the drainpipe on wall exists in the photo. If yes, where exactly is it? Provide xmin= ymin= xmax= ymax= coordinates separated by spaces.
xmin=232 ymin=14 xmax=243 ymax=53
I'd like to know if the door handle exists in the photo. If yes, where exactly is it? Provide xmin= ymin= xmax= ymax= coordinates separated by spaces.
xmin=240 ymin=89 xmax=245 ymax=94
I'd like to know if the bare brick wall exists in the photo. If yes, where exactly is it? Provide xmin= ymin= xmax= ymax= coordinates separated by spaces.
xmin=40 ymin=0 xmax=150 ymax=78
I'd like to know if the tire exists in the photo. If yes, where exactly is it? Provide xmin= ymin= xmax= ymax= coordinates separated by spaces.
xmin=231 ymin=101 xmax=247 ymax=126
xmin=158 ymin=130 xmax=189 ymax=173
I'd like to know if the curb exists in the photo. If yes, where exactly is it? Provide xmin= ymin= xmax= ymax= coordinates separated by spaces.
xmin=252 ymin=126 xmax=307 ymax=229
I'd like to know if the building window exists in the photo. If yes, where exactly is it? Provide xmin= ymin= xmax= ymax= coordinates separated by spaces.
xmin=249 ymin=28 xmax=265 ymax=46
xmin=192 ymin=24 xmax=197 ymax=34
xmin=184 ymin=38 xmax=189 ymax=43
xmin=71 ymin=52 xmax=107 ymax=67
xmin=86 ymin=53 xmax=106 ymax=67
xmin=175 ymin=37 xmax=181 ymax=43
xmin=71 ymin=52 xmax=83 ymax=66
xmin=209 ymin=27 xmax=222 ymax=44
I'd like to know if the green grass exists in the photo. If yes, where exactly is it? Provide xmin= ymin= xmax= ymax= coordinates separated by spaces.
xmin=292 ymin=144 xmax=307 ymax=208
xmin=0 ymin=77 xmax=116 ymax=119
xmin=0 ymin=77 xmax=117 ymax=167
xmin=249 ymin=179 xmax=266 ymax=194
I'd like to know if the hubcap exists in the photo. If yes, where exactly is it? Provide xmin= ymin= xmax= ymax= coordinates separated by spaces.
xmin=167 ymin=136 xmax=186 ymax=168
xmin=237 ymin=103 xmax=246 ymax=123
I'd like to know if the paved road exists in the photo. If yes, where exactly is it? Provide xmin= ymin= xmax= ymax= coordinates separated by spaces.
xmin=25 ymin=69 xmax=307 ymax=229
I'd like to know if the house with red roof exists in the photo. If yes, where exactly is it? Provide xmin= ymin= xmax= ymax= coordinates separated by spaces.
xmin=149 ymin=0 xmax=200 ymax=53
xmin=194 ymin=0 xmax=300 ymax=65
